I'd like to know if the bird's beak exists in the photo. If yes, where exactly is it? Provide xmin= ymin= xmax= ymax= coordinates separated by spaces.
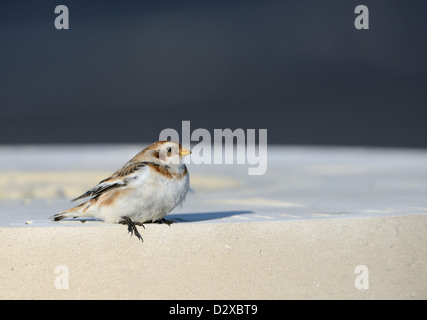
xmin=179 ymin=147 xmax=192 ymax=156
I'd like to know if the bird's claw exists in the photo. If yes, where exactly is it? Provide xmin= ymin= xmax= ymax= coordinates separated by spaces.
xmin=119 ymin=216 xmax=144 ymax=243
xmin=153 ymin=218 xmax=174 ymax=226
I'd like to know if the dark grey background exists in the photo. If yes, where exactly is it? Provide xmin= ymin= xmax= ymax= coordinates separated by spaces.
xmin=1 ymin=0 xmax=426 ymax=147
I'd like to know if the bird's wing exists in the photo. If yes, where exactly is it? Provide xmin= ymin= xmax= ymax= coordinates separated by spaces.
xmin=111 ymin=161 xmax=149 ymax=178
xmin=71 ymin=162 xmax=150 ymax=202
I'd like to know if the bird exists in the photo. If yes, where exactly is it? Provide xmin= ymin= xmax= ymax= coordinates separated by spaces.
xmin=53 ymin=140 xmax=191 ymax=242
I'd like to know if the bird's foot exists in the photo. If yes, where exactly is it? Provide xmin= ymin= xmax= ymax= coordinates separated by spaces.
xmin=119 ymin=216 xmax=144 ymax=242
xmin=153 ymin=218 xmax=174 ymax=226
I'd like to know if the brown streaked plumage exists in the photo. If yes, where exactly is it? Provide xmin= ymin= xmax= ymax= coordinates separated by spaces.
xmin=145 ymin=162 xmax=188 ymax=180
xmin=97 ymin=188 xmax=132 ymax=207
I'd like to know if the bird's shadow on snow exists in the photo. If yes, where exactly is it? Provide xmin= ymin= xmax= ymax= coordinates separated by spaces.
xmin=166 ymin=210 xmax=254 ymax=223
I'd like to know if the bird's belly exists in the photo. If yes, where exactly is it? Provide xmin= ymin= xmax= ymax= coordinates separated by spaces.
xmin=101 ymin=174 xmax=189 ymax=223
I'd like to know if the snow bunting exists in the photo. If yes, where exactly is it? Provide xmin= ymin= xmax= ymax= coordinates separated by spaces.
xmin=53 ymin=141 xmax=191 ymax=242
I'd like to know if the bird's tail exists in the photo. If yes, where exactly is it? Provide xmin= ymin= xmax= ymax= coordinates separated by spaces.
xmin=52 ymin=201 xmax=91 ymax=221
xmin=52 ymin=211 xmax=69 ymax=221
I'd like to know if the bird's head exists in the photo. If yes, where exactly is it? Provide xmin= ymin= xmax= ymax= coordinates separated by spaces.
xmin=145 ymin=140 xmax=191 ymax=166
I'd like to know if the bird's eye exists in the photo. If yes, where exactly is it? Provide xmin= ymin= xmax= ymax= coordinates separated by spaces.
xmin=166 ymin=147 xmax=172 ymax=154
